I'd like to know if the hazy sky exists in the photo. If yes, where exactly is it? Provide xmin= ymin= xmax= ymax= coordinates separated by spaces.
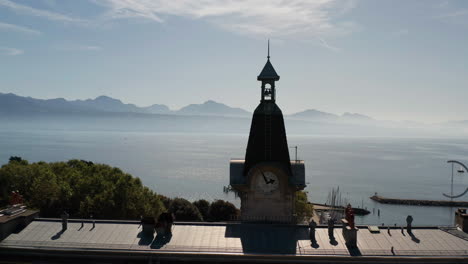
xmin=0 ymin=0 xmax=467 ymax=122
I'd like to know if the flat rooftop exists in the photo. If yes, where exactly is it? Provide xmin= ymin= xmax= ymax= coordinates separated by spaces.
xmin=0 ymin=219 xmax=467 ymax=262
xmin=0 ymin=209 xmax=37 ymax=224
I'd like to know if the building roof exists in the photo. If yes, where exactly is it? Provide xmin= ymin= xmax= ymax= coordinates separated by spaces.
xmin=1 ymin=219 xmax=467 ymax=261
xmin=0 ymin=209 xmax=37 ymax=224
xmin=257 ymin=59 xmax=280 ymax=81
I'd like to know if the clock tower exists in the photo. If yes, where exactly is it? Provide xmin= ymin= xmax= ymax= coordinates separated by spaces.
xmin=230 ymin=43 xmax=306 ymax=223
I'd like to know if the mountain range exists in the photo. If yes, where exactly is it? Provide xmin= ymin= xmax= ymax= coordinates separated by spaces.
xmin=0 ymin=92 xmax=372 ymax=121
xmin=3 ymin=93 xmax=468 ymax=137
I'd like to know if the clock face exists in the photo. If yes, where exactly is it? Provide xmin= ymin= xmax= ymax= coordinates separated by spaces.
xmin=255 ymin=170 xmax=279 ymax=194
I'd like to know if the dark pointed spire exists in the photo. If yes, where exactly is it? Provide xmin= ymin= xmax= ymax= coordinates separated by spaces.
xmin=267 ymin=39 xmax=270 ymax=59
xmin=258 ymin=40 xmax=279 ymax=81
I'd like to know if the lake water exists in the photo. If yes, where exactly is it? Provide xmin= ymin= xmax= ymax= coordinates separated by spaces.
xmin=1 ymin=119 xmax=468 ymax=226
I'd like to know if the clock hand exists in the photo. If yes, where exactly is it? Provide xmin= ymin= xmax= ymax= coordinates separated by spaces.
xmin=258 ymin=168 xmax=268 ymax=183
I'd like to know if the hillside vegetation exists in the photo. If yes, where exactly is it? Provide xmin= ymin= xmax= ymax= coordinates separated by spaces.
xmin=0 ymin=157 xmax=165 ymax=219
xmin=0 ymin=157 xmax=240 ymax=221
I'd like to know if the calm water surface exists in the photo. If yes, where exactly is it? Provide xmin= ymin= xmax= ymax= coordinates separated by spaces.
xmin=1 ymin=126 xmax=467 ymax=226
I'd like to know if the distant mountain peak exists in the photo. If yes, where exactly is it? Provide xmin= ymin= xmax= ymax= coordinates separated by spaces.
xmin=0 ymin=92 xmax=18 ymax=97
xmin=203 ymin=100 xmax=219 ymax=105
xmin=342 ymin=112 xmax=373 ymax=120
xmin=299 ymin=109 xmax=330 ymax=114
xmin=177 ymin=100 xmax=250 ymax=117
xmin=288 ymin=108 xmax=376 ymax=123
xmin=289 ymin=109 xmax=339 ymax=121
xmin=94 ymin=95 xmax=122 ymax=103
xmin=96 ymin=95 xmax=112 ymax=99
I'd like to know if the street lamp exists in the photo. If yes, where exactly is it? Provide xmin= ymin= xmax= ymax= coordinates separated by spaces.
xmin=290 ymin=146 xmax=298 ymax=162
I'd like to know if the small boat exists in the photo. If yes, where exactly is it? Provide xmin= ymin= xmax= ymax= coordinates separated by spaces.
xmin=458 ymin=166 xmax=465 ymax=173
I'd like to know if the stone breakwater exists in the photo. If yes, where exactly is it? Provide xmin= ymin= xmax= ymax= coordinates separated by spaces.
xmin=370 ymin=195 xmax=468 ymax=207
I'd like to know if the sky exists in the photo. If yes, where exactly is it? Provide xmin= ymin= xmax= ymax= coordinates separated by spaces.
xmin=0 ymin=0 xmax=467 ymax=123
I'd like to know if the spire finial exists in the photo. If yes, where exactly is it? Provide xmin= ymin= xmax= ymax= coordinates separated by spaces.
xmin=267 ymin=39 xmax=270 ymax=59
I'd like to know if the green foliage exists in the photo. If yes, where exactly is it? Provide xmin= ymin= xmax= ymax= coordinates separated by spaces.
xmin=157 ymin=194 xmax=172 ymax=210
xmin=168 ymin=198 xmax=202 ymax=221
xmin=193 ymin=199 xmax=210 ymax=221
xmin=295 ymin=191 xmax=314 ymax=221
xmin=9 ymin=156 xmax=27 ymax=165
xmin=0 ymin=158 xmax=165 ymax=219
xmin=208 ymin=200 xmax=238 ymax=221
xmin=0 ymin=157 xmax=240 ymax=222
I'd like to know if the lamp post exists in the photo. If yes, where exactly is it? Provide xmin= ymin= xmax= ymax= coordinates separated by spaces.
xmin=451 ymin=162 xmax=454 ymax=201
xmin=290 ymin=146 xmax=298 ymax=162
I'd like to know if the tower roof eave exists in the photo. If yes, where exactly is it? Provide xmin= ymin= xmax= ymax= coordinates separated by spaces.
xmin=257 ymin=59 xmax=280 ymax=81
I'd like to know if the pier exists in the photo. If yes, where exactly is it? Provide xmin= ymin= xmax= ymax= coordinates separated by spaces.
xmin=370 ymin=195 xmax=468 ymax=207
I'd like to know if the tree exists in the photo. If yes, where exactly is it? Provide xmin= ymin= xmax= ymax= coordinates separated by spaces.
xmin=0 ymin=159 xmax=166 ymax=219
xmin=295 ymin=191 xmax=313 ymax=221
xmin=208 ymin=200 xmax=238 ymax=221
xmin=157 ymin=194 xmax=172 ymax=210
xmin=168 ymin=198 xmax=202 ymax=221
xmin=9 ymin=156 xmax=27 ymax=165
xmin=193 ymin=199 xmax=210 ymax=221
xmin=29 ymin=165 xmax=60 ymax=216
